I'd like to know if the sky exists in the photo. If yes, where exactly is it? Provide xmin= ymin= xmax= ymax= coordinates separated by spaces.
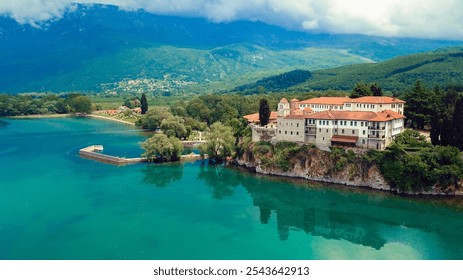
xmin=0 ymin=0 xmax=462 ymax=40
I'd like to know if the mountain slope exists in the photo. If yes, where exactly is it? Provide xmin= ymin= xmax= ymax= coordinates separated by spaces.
xmin=236 ymin=47 xmax=463 ymax=94
xmin=1 ymin=4 xmax=462 ymax=94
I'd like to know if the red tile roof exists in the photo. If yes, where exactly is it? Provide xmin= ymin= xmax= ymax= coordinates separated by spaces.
xmin=351 ymin=96 xmax=405 ymax=104
xmin=280 ymin=98 xmax=289 ymax=103
xmin=298 ymin=96 xmax=405 ymax=105
xmin=299 ymin=97 xmax=350 ymax=105
xmin=331 ymin=135 xmax=358 ymax=143
xmin=243 ymin=111 xmax=278 ymax=123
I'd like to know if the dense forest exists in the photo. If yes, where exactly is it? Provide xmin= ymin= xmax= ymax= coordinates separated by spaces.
xmin=0 ymin=93 xmax=93 ymax=116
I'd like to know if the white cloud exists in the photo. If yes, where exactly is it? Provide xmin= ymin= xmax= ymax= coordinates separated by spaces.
xmin=0 ymin=0 xmax=462 ymax=40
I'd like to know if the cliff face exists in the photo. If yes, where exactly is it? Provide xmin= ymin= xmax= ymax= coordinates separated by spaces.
xmin=235 ymin=143 xmax=463 ymax=195
xmin=236 ymin=144 xmax=391 ymax=191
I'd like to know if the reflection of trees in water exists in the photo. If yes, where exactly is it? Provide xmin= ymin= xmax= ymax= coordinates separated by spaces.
xmin=142 ymin=163 xmax=184 ymax=188
xmin=0 ymin=120 xmax=10 ymax=129
xmin=239 ymin=175 xmax=387 ymax=249
xmin=197 ymin=163 xmax=241 ymax=199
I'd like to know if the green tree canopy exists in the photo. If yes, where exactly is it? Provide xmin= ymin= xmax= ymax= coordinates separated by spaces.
xmin=141 ymin=133 xmax=183 ymax=162
xmin=136 ymin=107 xmax=173 ymax=130
xmin=67 ymin=95 xmax=93 ymax=114
xmin=160 ymin=116 xmax=189 ymax=139
xmin=200 ymin=122 xmax=235 ymax=162
xmin=350 ymin=82 xmax=372 ymax=98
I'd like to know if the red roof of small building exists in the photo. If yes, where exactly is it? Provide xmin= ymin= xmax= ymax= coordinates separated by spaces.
xmin=243 ymin=111 xmax=278 ymax=123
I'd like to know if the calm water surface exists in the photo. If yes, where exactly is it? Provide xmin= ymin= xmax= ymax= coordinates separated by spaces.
xmin=1 ymin=117 xmax=463 ymax=260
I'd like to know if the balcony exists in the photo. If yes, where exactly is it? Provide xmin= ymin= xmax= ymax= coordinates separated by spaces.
xmin=368 ymin=126 xmax=386 ymax=130
xmin=368 ymin=134 xmax=385 ymax=139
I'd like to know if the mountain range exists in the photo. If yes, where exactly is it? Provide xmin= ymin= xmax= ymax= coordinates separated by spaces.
xmin=1 ymin=4 xmax=462 ymax=94
xmin=236 ymin=47 xmax=463 ymax=94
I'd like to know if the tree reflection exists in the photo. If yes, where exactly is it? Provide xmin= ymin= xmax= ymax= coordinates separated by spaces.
xmin=142 ymin=163 xmax=184 ymax=188
xmin=197 ymin=163 xmax=240 ymax=199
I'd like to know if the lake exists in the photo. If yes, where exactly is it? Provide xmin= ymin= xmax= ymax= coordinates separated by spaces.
xmin=1 ymin=117 xmax=463 ymax=260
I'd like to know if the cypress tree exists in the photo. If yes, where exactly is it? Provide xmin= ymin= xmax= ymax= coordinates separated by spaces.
xmin=140 ymin=93 xmax=148 ymax=115
xmin=259 ymin=98 xmax=271 ymax=127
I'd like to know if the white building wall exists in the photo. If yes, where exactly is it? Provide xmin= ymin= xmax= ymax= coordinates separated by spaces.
xmin=276 ymin=118 xmax=306 ymax=142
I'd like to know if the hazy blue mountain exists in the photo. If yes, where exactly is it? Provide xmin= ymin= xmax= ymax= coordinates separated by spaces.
xmin=0 ymin=4 xmax=462 ymax=94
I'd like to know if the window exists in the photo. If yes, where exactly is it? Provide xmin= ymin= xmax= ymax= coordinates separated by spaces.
xmin=362 ymin=139 xmax=365 ymax=144
xmin=326 ymin=129 xmax=329 ymax=133
xmin=319 ymin=120 xmax=322 ymax=125
xmin=334 ymin=121 xmax=338 ymax=125
xmin=279 ymin=130 xmax=281 ymax=134
xmin=296 ymin=132 xmax=299 ymax=135
xmin=350 ymin=121 xmax=353 ymax=126
xmin=363 ymin=130 xmax=366 ymax=135
xmin=285 ymin=131 xmax=287 ymax=135
xmin=342 ymin=129 xmax=345 ymax=134
xmin=372 ymin=105 xmax=375 ymax=109
xmin=297 ymin=123 xmax=299 ymax=127
xmin=335 ymin=129 xmax=338 ymax=133
xmin=319 ymin=128 xmax=321 ymax=132
xmin=355 ymin=121 xmax=357 ymax=126
xmin=291 ymin=131 xmax=293 ymax=135
xmin=352 ymin=130 xmax=355 ymax=135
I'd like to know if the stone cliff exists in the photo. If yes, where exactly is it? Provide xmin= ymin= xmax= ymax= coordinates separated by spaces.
xmin=235 ymin=142 xmax=463 ymax=195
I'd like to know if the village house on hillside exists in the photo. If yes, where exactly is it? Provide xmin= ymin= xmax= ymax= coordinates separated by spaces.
xmin=247 ymin=96 xmax=406 ymax=150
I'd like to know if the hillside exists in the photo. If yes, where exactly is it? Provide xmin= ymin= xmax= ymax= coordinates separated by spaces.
xmin=1 ymin=4 xmax=463 ymax=94
xmin=235 ymin=47 xmax=463 ymax=94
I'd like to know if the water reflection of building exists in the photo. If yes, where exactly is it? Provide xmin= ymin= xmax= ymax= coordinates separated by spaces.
xmin=247 ymin=182 xmax=386 ymax=250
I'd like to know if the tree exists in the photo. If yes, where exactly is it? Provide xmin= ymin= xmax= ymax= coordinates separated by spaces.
xmin=350 ymin=82 xmax=372 ymax=98
xmin=67 ymin=95 xmax=93 ymax=114
xmin=403 ymin=80 xmax=435 ymax=129
xmin=160 ymin=116 xmax=189 ymax=139
xmin=200 ymin=122 xmax=235 ymax=162
xmin=140 ymin=93 xmax=148 ymax=115
xmin=259 ymin=98 xmax=271 ymax=127
xmin=141 ymin=133 xmax=183 ymax=162
xmin=370 ymin=83 xmax=383 ymax=96
xmin=136 ymin=107 xmax=173 ymax=130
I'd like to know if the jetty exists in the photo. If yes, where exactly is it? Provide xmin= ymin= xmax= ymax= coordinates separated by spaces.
xmin=79 ymin=145 xmax=205 ymax=165
xmin=79 ymin=145 xmax=147 ymax=165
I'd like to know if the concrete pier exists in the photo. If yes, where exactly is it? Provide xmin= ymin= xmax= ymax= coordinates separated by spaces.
xmin=79 ymin=145 xmax=147 ymax=165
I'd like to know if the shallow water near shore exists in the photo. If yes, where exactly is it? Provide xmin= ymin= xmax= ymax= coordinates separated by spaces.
xmin=1 ymin=117 xmax=463 ymax=260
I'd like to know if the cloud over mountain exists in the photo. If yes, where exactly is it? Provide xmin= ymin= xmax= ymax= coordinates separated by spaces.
xmin=1 ymin=0 xmax=462 ymax=40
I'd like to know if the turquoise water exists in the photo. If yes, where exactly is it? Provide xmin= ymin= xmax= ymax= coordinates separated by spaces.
xmin=1 ymin=117 xmax=463 ymax=260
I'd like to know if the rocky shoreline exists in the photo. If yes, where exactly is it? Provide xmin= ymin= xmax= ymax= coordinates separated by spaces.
xmin=233 ymin=153 xmax=463 ymax=196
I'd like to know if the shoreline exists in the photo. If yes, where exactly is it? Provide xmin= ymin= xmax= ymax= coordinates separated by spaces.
xmin=8 ymin=113 xmax=136 ymax=126
xmin=8 ymin=114 xmax=74 ymax=119
xmin=86 ymin=114 xmax=136 ymax=126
